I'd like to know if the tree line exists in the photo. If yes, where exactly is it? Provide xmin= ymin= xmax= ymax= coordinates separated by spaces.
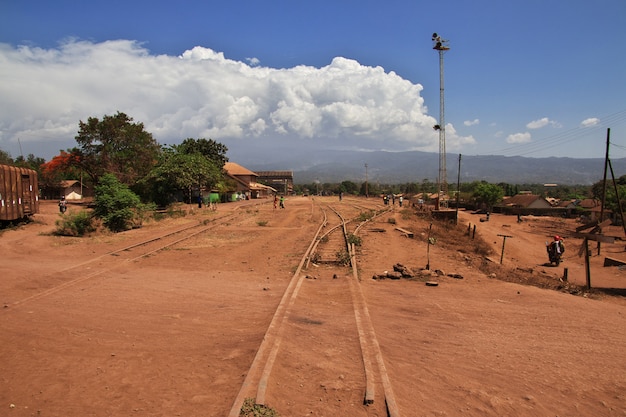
xmin=2 ymin=112 xmax=231 ymax=232
xmin=2 ymin=111 xmax=624 ymax=231
xmin=294 ymin=179 xmax=617 ymax=213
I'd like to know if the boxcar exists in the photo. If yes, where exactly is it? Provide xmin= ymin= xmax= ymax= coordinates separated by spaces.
xmin=0 ymin=164 xmax=40 ymax=221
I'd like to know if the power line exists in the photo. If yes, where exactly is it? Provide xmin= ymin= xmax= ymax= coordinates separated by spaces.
xmin=470 ymin=109 xmax=626 ymax=161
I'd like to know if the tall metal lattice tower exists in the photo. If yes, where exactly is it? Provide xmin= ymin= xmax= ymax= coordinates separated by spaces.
xmin=432 ymin=32 xmax=450 ymax=206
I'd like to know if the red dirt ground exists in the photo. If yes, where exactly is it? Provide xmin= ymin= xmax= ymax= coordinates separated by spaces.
xmin=1 ymin=198 xmax=625 ymax=417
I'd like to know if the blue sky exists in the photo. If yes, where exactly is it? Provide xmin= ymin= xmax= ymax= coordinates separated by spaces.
xmin=1 ymin=0 xmax=625 ymax=162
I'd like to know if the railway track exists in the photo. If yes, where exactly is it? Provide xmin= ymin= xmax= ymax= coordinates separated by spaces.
xmin=3 ymin=196 xmax=400 ymax=415
xmin=3 ymin=203 xmax=260 ymax=310
xmin=228 ymin=198 xmax=399 ymax=416
xmin=308 ymin=203 xmax=368 ymax=265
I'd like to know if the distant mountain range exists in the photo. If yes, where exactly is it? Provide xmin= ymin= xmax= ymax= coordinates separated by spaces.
xmin=230 ymin=148 xmax=626 ymax=185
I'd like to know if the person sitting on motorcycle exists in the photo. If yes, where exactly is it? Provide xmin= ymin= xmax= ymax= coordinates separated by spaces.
xmin=550 ymin=235 xmax=565 ymax=255
xmin=546 ymin=235 xmax=565 ymax=265
xmin=58 ymin=196 xmax=67 ymax=214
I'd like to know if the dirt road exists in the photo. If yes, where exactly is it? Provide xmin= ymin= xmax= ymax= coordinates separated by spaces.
xmin=1 ymin=198 xmax=625 ymax=417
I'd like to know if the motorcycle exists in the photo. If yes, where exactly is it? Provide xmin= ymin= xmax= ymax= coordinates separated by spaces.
xmin=546 ymin=240 xmax=564 ymax=266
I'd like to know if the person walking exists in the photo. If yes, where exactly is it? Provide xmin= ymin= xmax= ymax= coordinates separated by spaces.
xmin=279 ymin=195 xmax=285 ymax=209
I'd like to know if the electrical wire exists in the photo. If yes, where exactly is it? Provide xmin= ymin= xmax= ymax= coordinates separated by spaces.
xmin=468 ymin=109 xmax=626 ymax=162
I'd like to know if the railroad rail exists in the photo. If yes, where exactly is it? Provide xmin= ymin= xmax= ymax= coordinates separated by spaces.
xmin=2 ymin=203 xmax=261 ymax=310
xmin=3 ymin=196 xmax=400 ymax=415
xmin=228 ymin=198 xmax=398 ymax=416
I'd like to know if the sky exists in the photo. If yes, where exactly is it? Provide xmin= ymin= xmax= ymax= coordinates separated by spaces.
xmin=1 ymin=0 xmax=625 ymax=162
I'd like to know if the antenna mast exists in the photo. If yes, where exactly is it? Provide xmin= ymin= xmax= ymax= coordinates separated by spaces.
xmin=432 ymin=32 xmax=450 ymax=207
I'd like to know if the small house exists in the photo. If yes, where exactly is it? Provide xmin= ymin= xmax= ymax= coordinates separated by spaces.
xmin=42 ymin=179 xmax=90 ymax=200
xmin=496 ymin=194 xmax=555 ymax=216
xmin=223 ymin=162 xmax=276 ymax=199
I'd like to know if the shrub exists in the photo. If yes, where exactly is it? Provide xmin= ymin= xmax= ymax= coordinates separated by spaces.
xmin=94 ymin=174 xmax=151 ymax=232
xmin=54 ymin=211 xmax=96 ymax=236
xmin=357 ymin=211 xmax=375 ymax=222
xmin=347 ymin=233 xmax=362 ymax=246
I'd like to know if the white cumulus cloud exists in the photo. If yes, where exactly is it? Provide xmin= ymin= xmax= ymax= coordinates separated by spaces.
xmin=506 ymin=132 xmax=532 ymax=144
xmin=245 ymin=57 xmax=260 ymax=66
xmin=526 ymin=117 xmax=562 ymax=129
xmin=581 ymin=117 xmax=600 ymax=127
xmin=0 ymin=39 xmax=475 ymax=159
xmin=464 ymin=119 xmax=479 ymax=126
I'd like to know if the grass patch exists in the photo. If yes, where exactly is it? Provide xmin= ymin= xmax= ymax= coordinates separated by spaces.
xmin=347 ymin=233 xmax=362 ymax=246
xmin=240 ymin=397 xmax=280 ymax=417
xmin=54 ymin=211 xmax=98 ymax=237
xmin=357 ymin=210 xmax=375 ymax=222
xmin=336 ymin=249 xmax=351 ymax=265
xmin=400 ymin=208 xmax=413 ymax=220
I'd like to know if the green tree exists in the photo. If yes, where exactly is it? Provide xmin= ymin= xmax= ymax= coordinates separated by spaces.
xmin=472 ymin=182 xmax=504 ymax=210
xmin=602 ymin=185 xmax=626 ymax=215
xmin=0 ymin=148 xmax=12 ymax=165
xmin=403 ymin=182 xmax=419 ymax=194
xmin=421 ymin=178 xmax=435 ymax=194
xmin=592 ymin=176 xmax=626 ymax=200
xmin=71 ymin=112 xmax=161 ymax=186
xmin=461 ymin=180 xmax=481 ymax=194
xmin=359 ymin=181 xmax=379 ymax=196
xmin=94 ymin=173 xmax=148 ymax=232
xmin=592 ymin=177 xmax=626 ymax=215
xmin=340 ymin=180 xmax=358 ymax=194
xmin=139 ymin=145 xmax=224 ymax=206
xmin=14 ymin=154 xmax=46 ymax=174
xmin=176 ymin=138 xmax=229 ymax=167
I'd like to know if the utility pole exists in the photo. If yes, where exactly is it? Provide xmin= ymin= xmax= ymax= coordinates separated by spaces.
xmin=432 ymin=33 xmax=450 ymax=208
xmin=364 ymin=163 xmax=369 ymax=198
xmin=598 ymin=128 xmax=610 ymax=254
xmin=456 ymin=154 xmax=461 ymax=223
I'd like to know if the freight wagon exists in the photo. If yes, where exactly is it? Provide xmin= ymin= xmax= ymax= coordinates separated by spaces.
xmin=0 ymin=164 xmax=39 ymax=221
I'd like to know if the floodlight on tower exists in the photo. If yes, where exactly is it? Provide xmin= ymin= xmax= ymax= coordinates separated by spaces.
xmin=432 ymin=32 xmax=450 ymax=208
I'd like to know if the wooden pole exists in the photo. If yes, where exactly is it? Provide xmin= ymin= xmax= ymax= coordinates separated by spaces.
xmin=598 ymin=128 xmax=610 ymax=255
xmin=584 ymin=237 xmax=591 ymax=289
xmin=455 ymin=154 xmax=461 ymax=224
xmin=426 ymin=223 xmax=433 ymax=270
xmin=364 ymin=163 xmax=369 ymax=198
xmin=497 ymin=234 xmax=513 ymax=264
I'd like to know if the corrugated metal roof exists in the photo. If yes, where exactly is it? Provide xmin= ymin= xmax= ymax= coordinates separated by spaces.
xmin=249 ymin=183 xmax=277 ymax=192
xmin=59 ymin=180 xmax=81 ymax=188
xmin=501 ymin=194 xmax=549 ymax=208
xmin=578 ymin=198 xmax=601 ymax=209
xmin=256 ymin=171 xmax=293 ymax=178
xmin=224 ymin=162 xmax=258 ymax=177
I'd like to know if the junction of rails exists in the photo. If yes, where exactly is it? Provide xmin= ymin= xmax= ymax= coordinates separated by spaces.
xmin=1 ymin=196 xmax=625 ymax=416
